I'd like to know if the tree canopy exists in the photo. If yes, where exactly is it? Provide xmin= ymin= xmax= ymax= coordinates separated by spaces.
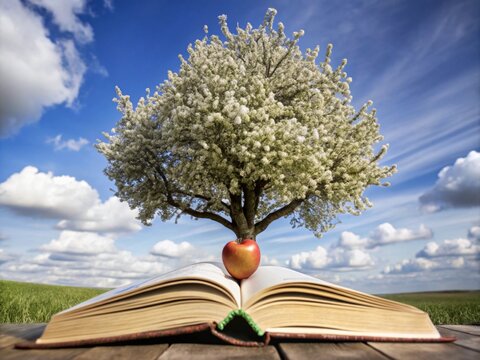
xmin=96 ymin=9 xmax=396 ymax=241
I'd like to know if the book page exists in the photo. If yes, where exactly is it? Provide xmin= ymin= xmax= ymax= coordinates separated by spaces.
xmin=63 ymin=262 xmax=241 ymax=313
xmin=240 ymin=266 xmax=340 ymax=306
xmin=266 ymin=327 xmax=440 ymax=339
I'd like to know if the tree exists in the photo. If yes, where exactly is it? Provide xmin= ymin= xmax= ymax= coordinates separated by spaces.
xmin=96 ymin=9 xmax=396 ymax=241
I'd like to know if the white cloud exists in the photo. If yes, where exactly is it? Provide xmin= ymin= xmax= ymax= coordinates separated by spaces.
xmin=289 ymin=246 xmax=329 ymax=270
xmin=337 ymin=223 xmax=432 ymax=250
xmin=450 ymin=257 xmax=467 ymax=268
xmin=420 ymin=151 xmax=480 ymax=212
xmin=41 ymin=231 xmax=116 ymax=255
xmin=0 ymin=249 xmax=14 ymax=265
xmin=57 ymin=196 xmax=141 ymax=233
xmin=28 ymin=0 xmax=93 ymax=43
xmin=0 ymin=231 xmax=217 ymax=288
xmin=292 ymin=223 xmax=432 ymax=272
xmin=150 ymin=239 xmax=195 ymax=258
xmin=0 ymin=166 xmax=141 ymax=233
xmin=329 ymin=247 xmax=374 ymax=270
xmin=1 ymin=230 xmax=172 ymax=288
xmin=382 ymin=256 xmax=468 ymax=275
xmin=0 ymin=0 xmax=87 ymax=137
xmin=288 ymin=222 xmax=431 ymax=272
xmin=468 ymin=226 xmax=480 ymax=242
xmin=288 ymin=245 xmax=373 ymax=271
xmin=338 ymin=231 xmax=369 ymax=249
xmin=416 ymin=238 xmax=480 ymax=258
xmin=383 ymin=258 xmax=437 ymax=274
xmin=368 ymin=223 xmax=433 ymax=248
xmin=47 ymin=134 xmax=89 ymax=151
xmin=0 ymin=166 xmax=98 ymax=218
xmin=261 ymin=255 xmax=279 ymax=266
xmin=383 ymin=227 xmax=480 ymax=276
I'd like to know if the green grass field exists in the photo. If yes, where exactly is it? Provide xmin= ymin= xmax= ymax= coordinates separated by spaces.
xmin=1 ymin=279 xmax=479 ymax=324
xmin=0 ymin=279 xmax=107 ymax=323
xmin=380 ymin=291 xmax=480 ymax=325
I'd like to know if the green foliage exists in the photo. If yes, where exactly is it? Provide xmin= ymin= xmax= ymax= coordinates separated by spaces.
xmin=381 ymin=291 xmax=480 ymax=325
xmin=0 ymin=280 xmax=107 ymax=323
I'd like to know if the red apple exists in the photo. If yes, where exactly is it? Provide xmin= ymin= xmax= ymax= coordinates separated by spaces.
xmin=222 ymin=239 xmax=261 ymax=280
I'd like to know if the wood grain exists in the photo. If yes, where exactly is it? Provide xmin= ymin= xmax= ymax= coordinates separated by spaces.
xmin=73 ymin=344 xmax=169 ymax=360
xmin=0 ymin=335 xmax=23 ymax=350
xmin=0 ymin=324 xmax=87 ymax=359
xmin=1 ymin=324 xmax=479 ymax=359
xmin=438 ymin=325 xmax=480 ymax=352
xmin=0 ymin=347 xmax=88 ymax=360
xmin=158 ymin=344 xmax=281 ymax=360
xmin=367 ymin=342 xmax=479 ymax=360
xmin=0 ymin=324 xmax=46 ymax=350
xmin=442 ymin=325 xmax=480 ymax=336
xmin=0 ymin=324 xmax=45 ymax=340
xmin=278 ymin=343 xmax=389 ymax=360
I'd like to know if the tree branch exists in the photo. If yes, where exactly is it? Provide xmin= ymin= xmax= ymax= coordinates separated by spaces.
xmin=168 ymin=197 xmax=234 ymax=231
xmin=175 ymin=189 xmax=230 ymax=212
xmin=144 ymin=148 xmax=231 ymax=221
xmin=254 ymin=198 xmax=304 ymax=235
xmin=147 ymin=156 xmax=233 ymax=231
xmin=269 ymin=42 xmax=294 ymax=78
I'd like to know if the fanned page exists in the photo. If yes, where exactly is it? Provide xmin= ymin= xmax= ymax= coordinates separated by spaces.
xmin=240 ymin=266 xmax=341 ymax=305
xmin=241 ymin=266 xmax=416 ymax=308
xmin=239 ymin=266 xmax=439 ymax=339
xmin=62 ymin=262 xmax=241 ymax=313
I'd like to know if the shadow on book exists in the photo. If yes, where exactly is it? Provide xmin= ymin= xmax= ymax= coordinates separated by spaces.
xmin=16 ymin=319 xmax=266 ymax=348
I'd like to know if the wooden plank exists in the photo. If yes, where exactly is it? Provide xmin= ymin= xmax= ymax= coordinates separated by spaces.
xmin=0 ymin=323 xmax=45 ymax=340
xmin=0 ymin=324 xmax=88 ymax=359
xmin=159 ymin=343 xmax=281 ymax=360
xmin=278 ymin=343 xmax=388 ymax=360
xmin=437 ymin=326 xmax=480 ymax=352
xmin=0 ymin=324 xmax=45 ymax=350
xmin=441 ymin=325 xmax=480 ymax=336
xmin=0 ymin=334 xmax=22 ymax=350
xmin=73 ymin=344 xmax=169 ymax=360
xmin=0 ymin=348 xmax=88 ymax=360
xmin=368 ymin=342 xmax=479 ymax=360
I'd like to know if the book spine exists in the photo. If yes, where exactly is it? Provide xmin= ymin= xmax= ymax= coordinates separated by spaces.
xmin=216 ymin=309 xmax=265 ymax=336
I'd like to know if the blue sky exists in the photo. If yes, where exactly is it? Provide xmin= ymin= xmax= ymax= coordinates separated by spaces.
xmin=0 ymin=0 xmax=479 ymax=293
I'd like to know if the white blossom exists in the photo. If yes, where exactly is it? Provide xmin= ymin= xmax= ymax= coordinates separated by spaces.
xmin=97 ymin=9 xmax=395 ymax=240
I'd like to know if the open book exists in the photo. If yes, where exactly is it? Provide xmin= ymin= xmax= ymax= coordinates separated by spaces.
xmin=25 ymin=263 xmax=452 ymax=347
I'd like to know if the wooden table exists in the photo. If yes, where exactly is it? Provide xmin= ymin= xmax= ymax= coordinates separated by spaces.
xmin=1 ymin=324 xmax=479 ymax=359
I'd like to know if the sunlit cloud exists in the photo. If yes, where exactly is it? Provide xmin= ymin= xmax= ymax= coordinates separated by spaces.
xmin=0 ymin=166 xmax=141 ymax=233
xmin=420 ymin=151 xmax=480 ymax=212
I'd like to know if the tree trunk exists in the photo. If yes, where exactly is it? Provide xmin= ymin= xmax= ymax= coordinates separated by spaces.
xmin=229 ymin=191 xmax=255 ymax=241
xmin=234 ymin=226 xmax=256 ymax=241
